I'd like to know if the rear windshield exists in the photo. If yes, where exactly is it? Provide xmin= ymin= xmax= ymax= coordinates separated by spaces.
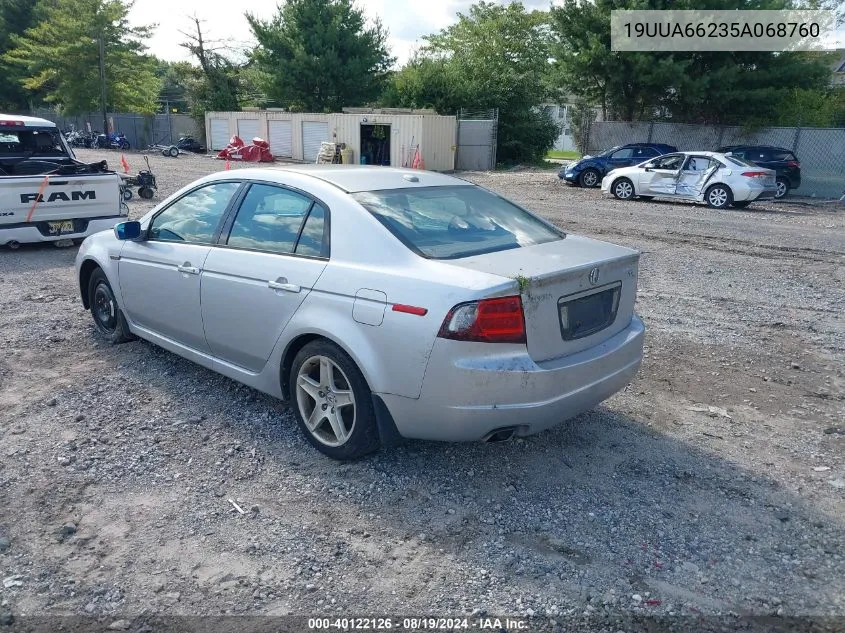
xmin=0 ymin=128 xmax=67 ymax=156
xmin=724 ymin=155 xmax=757 ymax=168
xmin=353 ymin=185 xmax=563 ymax=259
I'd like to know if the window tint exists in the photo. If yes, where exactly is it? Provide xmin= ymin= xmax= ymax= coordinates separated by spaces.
xmin=149 ymin=182 xmax=239 ymax=244
xmin=650 ymin=154 xmax=684 ymax=170
xmin=227 ymin=183 xmax=314 ymax=254
xmin=295 ymin=203 xmax=328 ymax=257
xmin=610 ymin=148 xmax=634 ymax=159
xmin=353 ymin=185 xmax=562 ymax=260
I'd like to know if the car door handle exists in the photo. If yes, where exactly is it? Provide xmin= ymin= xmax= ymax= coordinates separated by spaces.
xmin=177 ymin=264 xmax=200 ymax=275
xmin=268 ymin=279 xmax=301 ymax=293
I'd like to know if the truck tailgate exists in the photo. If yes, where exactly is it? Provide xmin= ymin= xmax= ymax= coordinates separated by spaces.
xmin=0 ymin=172 xmax=121 ymax=226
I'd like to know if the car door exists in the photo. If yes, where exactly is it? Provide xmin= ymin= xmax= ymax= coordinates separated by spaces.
xmin=118 ymin=181 xmax=242 ymax=352
xmin=644 ymin=153 xmax=684 ymax=194
xmin=200 ymin=182 xmax=330 ymax=372
xmin=605 ymin=147 xmax=636 ymax=172
xmin=674 ymin=155 xmax=720 ymax=198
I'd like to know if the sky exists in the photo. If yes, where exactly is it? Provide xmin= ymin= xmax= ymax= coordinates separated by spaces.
xmin=133 ymin=0 xmax=844 ymax=67
xmin=131 ymin=0 xmax=553 ymax=67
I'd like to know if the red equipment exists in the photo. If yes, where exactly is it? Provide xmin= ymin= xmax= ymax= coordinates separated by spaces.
xmin=216 ymin=136 xmax=274 ymax=162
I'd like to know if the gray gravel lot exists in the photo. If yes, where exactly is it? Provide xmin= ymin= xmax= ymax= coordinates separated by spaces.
xmin=1 ymin=150 xmax=843 ymax=629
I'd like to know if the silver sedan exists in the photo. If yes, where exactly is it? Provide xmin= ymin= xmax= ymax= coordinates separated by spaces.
xmin=75 ymin=166 xmax=644 ymax=459
xmin=601 ymin=151 xmax=778 ymax=208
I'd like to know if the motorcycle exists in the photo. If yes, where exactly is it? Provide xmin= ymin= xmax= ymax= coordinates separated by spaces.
xmin=94 ymin=132 xmax=130 ymax=150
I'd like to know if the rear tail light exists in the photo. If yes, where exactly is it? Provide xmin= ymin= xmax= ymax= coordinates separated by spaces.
xmin=438 ymin=295 xmax=526 ymax=344
xmin=0 ymin=120 xmax=25 ymax=127
xmin=741 ymin=171 xmax=770 ymax=178
xmin=786 ymin=161 xmax=800 ymax=168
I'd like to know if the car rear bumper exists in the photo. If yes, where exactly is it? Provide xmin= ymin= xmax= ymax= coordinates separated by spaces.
xmin=0 ymin=215 xmax=125 ymax=246
xmin=733 ymin=181 xmax=778 ymax=202
xmin=380 ymin=315 xmax=645 ymax=441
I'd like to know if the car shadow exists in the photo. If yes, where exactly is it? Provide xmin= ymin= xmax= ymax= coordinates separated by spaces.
xmin=94 ymin=335 xmax=845 ymax=617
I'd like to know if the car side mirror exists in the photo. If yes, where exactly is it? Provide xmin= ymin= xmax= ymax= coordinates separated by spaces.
xmin=114 ymin=221 xmax=142 ymax=241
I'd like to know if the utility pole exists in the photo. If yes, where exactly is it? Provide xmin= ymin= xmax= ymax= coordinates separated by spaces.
xmin=98 ymin=34 xmax=108 ymax=135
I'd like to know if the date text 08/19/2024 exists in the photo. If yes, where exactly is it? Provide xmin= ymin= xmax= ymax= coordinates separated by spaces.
xmin=307 ymin=617 xmax=529 ymax=630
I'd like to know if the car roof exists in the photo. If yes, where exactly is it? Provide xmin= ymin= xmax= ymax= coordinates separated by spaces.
xmin=0 ymin=113 xmax=57 ymax=128
xmin=214 ymin=165 xmax=473 ymax=193
xmin=719 ymin=145 xmax=792 ymax=152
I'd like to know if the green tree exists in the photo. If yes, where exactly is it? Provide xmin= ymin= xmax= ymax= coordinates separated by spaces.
xmin=384 ymin=2 xmax=558 ymax=163
xmin=0 ymin=0 xmax=41 ymax=111
xmin=4 ymin=0 xmax=160 ymax=114
xmin=550 ymin=0 xmax=832 ymax=125
xmin=246 ymin=0 xmax=393 ymax=112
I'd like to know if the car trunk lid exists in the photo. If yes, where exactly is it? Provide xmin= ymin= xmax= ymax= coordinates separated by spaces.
xmin=449 ymin=236 xmax=640 ymax=362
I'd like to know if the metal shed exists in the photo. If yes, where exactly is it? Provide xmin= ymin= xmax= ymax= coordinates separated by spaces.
xmin=205 ymin=109 xmax=457 ymax=171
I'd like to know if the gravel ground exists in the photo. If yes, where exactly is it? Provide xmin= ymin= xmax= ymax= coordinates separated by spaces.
xmin=0 ymin=149 xmax=843 ymax=630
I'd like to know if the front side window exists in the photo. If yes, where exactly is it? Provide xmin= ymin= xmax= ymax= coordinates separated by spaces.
xmin=353 ymin=185 xmax=562 ymax=260
xmin=610 ymin=148 xmax=634 ymax=160
xmin=649 ymin=154 xmax=684 ymax=170
xmin=149 ymin=182 xmax=240 ymax=244
xmin=226 ymin=183 xmax=325 ymax=256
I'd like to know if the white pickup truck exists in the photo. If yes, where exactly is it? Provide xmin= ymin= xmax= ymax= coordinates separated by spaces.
xmin=0 ymin=114 xmax=126 ymax=248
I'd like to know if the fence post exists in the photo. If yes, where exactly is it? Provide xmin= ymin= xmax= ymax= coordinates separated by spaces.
xmin=647 ymin=121 xmax=654 ymax=143
xmin=717 ymin=126 xmax=725 ymax=149
xmin=792 ymin=126 xmax=802 ymax=153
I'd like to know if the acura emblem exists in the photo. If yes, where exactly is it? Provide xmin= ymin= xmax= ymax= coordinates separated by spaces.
xmin=589 ymin=267 xmax=600 ymax=285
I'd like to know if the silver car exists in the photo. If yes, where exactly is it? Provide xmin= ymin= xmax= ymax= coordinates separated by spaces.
xmin=601 ymin=151 xmax=778 ymax=208
xmin=75 ymin=166 xmax=644 ymax=459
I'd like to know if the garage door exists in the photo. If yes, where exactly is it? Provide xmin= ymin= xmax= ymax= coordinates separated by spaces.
xmin=209 ymin=119 xmax=230 ymax=150
xmin=303 ymin=121 xmax=329 ymax=162
xmin=268 ymin=120 xmax=293 ymax=158
xmin=237 ymin=119 xmax=261 ymax=143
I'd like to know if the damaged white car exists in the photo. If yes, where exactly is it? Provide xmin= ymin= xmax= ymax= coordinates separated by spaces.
xmin=601 ymin=151 xmax=778 ymax=209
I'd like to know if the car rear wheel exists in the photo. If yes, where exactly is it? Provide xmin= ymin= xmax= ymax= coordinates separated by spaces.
xmin=579 ymin=168 xmax=600 ymax=188
xmin=88 ymin=268 xmax=134 ymax=344
xmin=611 ymin=178 xmax=635 ymax=200
xmin=775 ymin=178 xmax=789 ymax=199
xmin=705 ymin=184 xmax=733 ymax=209
xmin=290 ymin=340 xmax=379 ymax=460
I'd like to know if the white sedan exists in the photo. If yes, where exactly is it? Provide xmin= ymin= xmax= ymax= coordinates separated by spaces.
xmin=76 ymin=166 xmax=644 ymax=460
xmin=601 ymin=151 xmax=778 ymax=208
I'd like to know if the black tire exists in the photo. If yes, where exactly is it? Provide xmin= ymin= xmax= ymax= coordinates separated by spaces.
xmin=138 ymin=187 xmax=154 ymax=200
xmin=705 ymin=184 xmax=733 ymax=209
xmin=88 ymin=268 xmax=134 ymax=344
xmin=579 ymin=168 xmax=601 ymax=188
xmin=775 ymin=177 xmax=789 ymax=199
xmin=168 ymin=146 xmax=179 ymax=158
xmin=120 ymin=140 xmax=130 ymax=150
xmin=638 ymin=195 xmax=654 ymax=201
xmin=611 ymin=177 xmax=635 ymax=200
xmin=731 ymin=201 xmax=752 ymax=209
xmin=289 ymin=339 xmax=379 ymax=460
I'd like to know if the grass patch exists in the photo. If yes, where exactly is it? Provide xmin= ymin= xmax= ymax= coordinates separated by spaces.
xmin=546 ymin=150 xmax=580 ymax=160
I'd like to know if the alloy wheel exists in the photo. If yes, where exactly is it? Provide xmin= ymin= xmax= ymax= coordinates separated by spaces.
xmin=614 ymin=180 xmax=633 ymax=199
xmin=296 ymin=355 xmax=356 ymax=447
xmin=775 ymin=180 xmax=787 ymax=198
xmin=582 ymin=170 xmax=598 ymax=187
xmin=708 ymin=187 xmax=728 ymax=208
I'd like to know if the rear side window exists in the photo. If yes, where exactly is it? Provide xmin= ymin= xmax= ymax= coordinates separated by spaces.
xmin=353 ymin=185 xmax=562 ymax=260
xmin=769 ymin=150 xmax=797 ymax=162
xmin=226 ymin=183 xmax=323 ymax=256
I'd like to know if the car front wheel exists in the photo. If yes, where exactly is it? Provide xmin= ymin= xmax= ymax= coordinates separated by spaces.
xmin=705 ymin=184 xmax=733 ymax=209
xmin=579 ymin=168 xmax=600 ymax=188
xmin=775 ymin=178 xmax=789 ymax=199
xmin=290 ymin=340 xmax=380 ymax=460
xmin=88 ymin=268 xmax=134 ymax=344
xmin=611 ymin=178 xmax=635 ymax=200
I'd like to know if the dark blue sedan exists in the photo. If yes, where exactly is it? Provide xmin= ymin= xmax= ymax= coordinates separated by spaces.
xmin=560 ymin=143 xmax=678 ymax=188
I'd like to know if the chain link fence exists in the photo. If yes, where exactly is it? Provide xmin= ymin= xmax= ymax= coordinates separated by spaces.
xmin=584 ymin=120 xmax=845 ymax=198
xmin=25 ymin=108 xmax=202 ymax=150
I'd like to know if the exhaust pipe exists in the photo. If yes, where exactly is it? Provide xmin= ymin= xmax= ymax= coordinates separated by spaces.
xmin=483 ymin=427 xmax=517 ymax=443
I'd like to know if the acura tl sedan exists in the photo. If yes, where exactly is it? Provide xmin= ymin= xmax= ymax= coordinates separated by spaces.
xmin=76 ymin=166 xmax=645 ymax=460
xmin=601 ymin=151 xmax=778 ymax=208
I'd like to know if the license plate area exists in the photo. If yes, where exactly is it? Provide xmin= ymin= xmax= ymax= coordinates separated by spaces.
xmin=47 ymin=220 xmax=76 ymax=235
xmin=558 ymin=282 xmax=622 ymax=341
